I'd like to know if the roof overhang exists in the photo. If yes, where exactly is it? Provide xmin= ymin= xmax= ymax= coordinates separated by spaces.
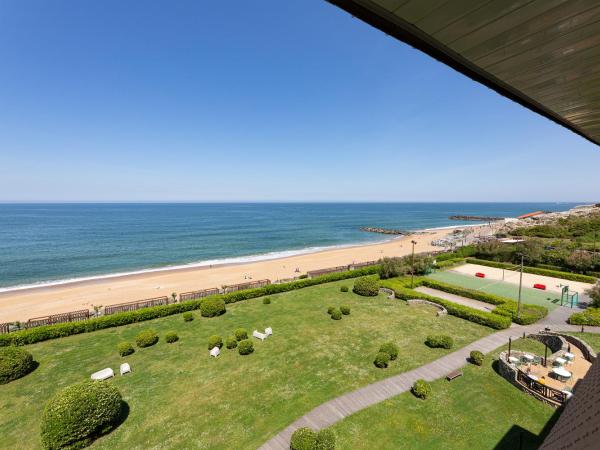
xmin=328 ymin=0 xmax=600 ymax=146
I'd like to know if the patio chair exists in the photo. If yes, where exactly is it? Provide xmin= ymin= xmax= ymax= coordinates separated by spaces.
xmin=264 ymin=327 xmax=273 ymax=336
xmin=209 ymin=346 xmax=220 ymax=358
xmin=253 ymin=330 xmax=267 ymax=341
xmin=120 ymin=363 xmax=131 ymax=375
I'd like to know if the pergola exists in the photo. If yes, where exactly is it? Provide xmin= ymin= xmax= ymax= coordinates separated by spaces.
xmin=328 ymin=0 xmax=600 ymax=146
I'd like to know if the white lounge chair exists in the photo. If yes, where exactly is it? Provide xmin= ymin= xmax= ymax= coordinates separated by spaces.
xmin=120 ymin=363 xmax=131 ymax=375
xmin=264 ymin=327 xmax=273 ymax=336
xmin=91 ymin=368 xmax=114 ymax=381
xmin=209 ymin=346 xmax=220 ymax=357
xmin=253 ymin=330 xmax=267 ymax=341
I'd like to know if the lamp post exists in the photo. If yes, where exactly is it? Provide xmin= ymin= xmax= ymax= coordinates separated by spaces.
xmin=517 ymin=254 xmax=524 ymax=320
xmin=410 ymin=240 xmax=417 ymax=288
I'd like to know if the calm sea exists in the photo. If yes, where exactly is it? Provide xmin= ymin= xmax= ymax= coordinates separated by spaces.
xmin=0 ymin=203 xmax=580 ymax=290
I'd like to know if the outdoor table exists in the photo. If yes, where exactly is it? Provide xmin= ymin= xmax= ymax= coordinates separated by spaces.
xmin=564 ymin=352 xmax=575 ymax=362
xmin=523 ymin=354 xmax=534 ymax=363
xmin=508 ymin=356 xmax=519 ymax=364
xmin=552 ymin=367 xmax=572 ymax=381
xmin=554 ymin=357 xmax=567 ymax=366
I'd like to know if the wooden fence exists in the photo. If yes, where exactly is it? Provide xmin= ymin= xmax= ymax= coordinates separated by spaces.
xmin=306 ymin=266 xmax=349 ymax=278
xmin=179 ymin=288 xmax=220 ymax=302
xmin=25 ymin=309 xmax=91 ymax=329
xmin=516 ymin=369 xmax=568 ymax=405
xmin=349 ymin=260 xmax=378 ymax=269
xmin=104 ymin=296 xmax=171 ymax=315
xmin=0 ymin=323 xmax=10 ymax=334
xmin=222 ymin=279 xmax=271 ymax=294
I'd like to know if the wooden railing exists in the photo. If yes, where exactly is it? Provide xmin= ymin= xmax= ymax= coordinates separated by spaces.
xmin=179 ymin=288 xmax=220 ymax=302
xmin=307 ymin=266 xmax=349 ymax=278
xmin=25 ymin=309 xmax=91 ymax=329
xmin=0 ymin=323 xmax=10 ymax=334
xmin=222 ymin=279 xmax=271 ymax=294
xmin=516 ymin=369 xmax=568 ymax=405
xmin=349 ymin=261 xmax=378 ymax=269
xmin=104 ymin=296 xmax=170 ymax=315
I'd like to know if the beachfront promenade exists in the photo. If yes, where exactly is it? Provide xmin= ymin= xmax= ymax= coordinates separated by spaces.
xmin=260 ymin=306 xmax=599 ymax=449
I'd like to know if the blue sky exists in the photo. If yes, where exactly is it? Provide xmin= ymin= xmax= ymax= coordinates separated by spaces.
xmin=0 ymin=0 xmax=598 ymax=202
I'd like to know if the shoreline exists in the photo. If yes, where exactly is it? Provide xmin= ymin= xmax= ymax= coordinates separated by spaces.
xmin=0 ymin=224 xmax=491 ymax=322
xmin=0 ymin=223 xmax=485 ymax=295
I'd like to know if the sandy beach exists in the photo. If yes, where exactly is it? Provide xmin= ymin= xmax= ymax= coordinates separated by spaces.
xmin=0 ymin=226 xmax=488 ymax=322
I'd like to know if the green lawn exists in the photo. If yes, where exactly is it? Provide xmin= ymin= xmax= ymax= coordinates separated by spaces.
xmin=428 ymin=270 xmax=561 ymax=310
xmin=564 ymin=332 xmax=600 ymax=352
xmin=330 ymin=338 xmax=556 ymax=449
xmin=0 ymin=279 xmax=493 ymax=449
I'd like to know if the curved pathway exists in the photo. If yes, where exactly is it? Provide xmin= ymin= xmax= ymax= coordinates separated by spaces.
xmin=259 ymin=307 xmax=600 ymax=450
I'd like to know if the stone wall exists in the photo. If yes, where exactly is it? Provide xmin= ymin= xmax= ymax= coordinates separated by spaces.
xmin=406 ymin=299 xmax=447 ymax=316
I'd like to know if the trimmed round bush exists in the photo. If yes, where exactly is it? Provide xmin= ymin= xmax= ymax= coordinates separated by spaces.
xmin=200 ymin=297 xmax=226 ymax=318
xmin=353 ymin=277 xmax=379 ymax=297
xmin=340 ymin=305 xmax=351 ymax=315
xmin=117 ymin=342 xmax=134 ymax=357
xmin=40 ymin=381 xmax=123 ymax=449
xmin=225 ymin=336 xmax=238 ymax=349
xmin=315 ymin=428 xmax=336 ymax=450
xmin=238 ymin=339 xmax=254 ymax=355
xmin=208 ymin=335 xmax=223 ymax=350
xmin=379 ymin=342 xmax=399 ymax=360
xmin=412 ymin=379 xmax=432 ymax=399
xmin=183 ymin=312 xmax=194 ymax=322
xmin=234 ymin=328 xmax=248 ymax=341
xmin=0 ymin=346 xmax=35 ymax=384
xmin=374 ymin=351 xmax=390 ymax=368
xmin=330 ymin=309 xmax=342 ymax=320
xmin=290 ymin=427 xmax=317 ymax=450
xmin=470 ymin=350 xmax=484 ymax=366
xmin=340 ymin=285 xmax=349 ymax=293
xmin=263 ymin=297 xmax=271 ymax=304
xmin=165 ymin=332 xmax=179 ymax=343
xmin=327 ymin=306 xmax=335 ymax=315
xmin=135 ymin=330 xmax=159 ymax=348
xmin=425 ymin=335 xmax=454 ymax=349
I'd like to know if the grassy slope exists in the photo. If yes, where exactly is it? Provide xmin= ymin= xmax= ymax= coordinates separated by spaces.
xmin=0 ymin=280 xmax=493 ymax=450
xmin=428 ymin=270 xmax=560 ymax=310
xmin=330 ymin=338 xmax=555 ymax=450
xmin=564 ymin=332 xmax=600 ymax=352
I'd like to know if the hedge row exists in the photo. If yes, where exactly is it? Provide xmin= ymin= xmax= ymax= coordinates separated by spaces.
xmin=419 ymin=278 xmax=547 ymax=325
xmin=434 ymin=258 xmax=466 ymax=269
xmin=381 ymin=280 xmax=511 ymax=330
xmin=420 ymin=279 xmax=506 ymax=305
xmin=466 ymin=258 xmax=597 ymax=284
xmin=568 ymin=308 xmax=600 ymax=326
xmin=0 ymin=265 xmax=380 ymax=347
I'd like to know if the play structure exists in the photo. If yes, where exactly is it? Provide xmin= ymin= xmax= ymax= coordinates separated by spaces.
xmin=560 ymin=285 xmax=579 ymax=308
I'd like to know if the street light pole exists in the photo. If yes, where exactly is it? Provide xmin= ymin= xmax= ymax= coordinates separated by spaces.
xmin=517 ymin=254 xmax=524 ymax=319
xmin=410 ymin=240 xmax=416 ymax=287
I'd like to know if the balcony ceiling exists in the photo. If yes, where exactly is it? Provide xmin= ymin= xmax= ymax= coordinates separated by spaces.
xmin=328 ymin=0 xmax=600 ymax=146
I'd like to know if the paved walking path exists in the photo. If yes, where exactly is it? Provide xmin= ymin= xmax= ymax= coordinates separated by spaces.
xmin=259 ymin=307 xmax=599 ymax=450
xmin=415 ymin=286 xmax=494 ymax=312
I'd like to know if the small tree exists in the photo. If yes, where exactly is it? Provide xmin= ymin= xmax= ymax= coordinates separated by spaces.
xmin=566 ymin=251 xmax=594 ymax=273
xmin=378 ymin=257 xmax=408 ymax=279
xmin=91 ymin=305 xmax=103 ymax=317
xmin=171 ymin=292 xmax=178 ymax=303
xmin=586 ymin=281 xmax=600 ymax=308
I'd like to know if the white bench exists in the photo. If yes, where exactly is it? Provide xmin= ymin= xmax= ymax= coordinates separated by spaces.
xmin=253 ymin=330 xmax=267 ymax=341
xmin=91 ymin=368 xmax=114 ymax=381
